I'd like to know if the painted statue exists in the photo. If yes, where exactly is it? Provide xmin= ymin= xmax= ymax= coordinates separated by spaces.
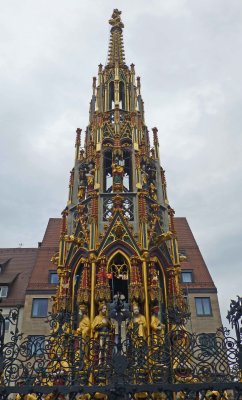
xmin=92 ymin=302 xmax=114 ymax=365
xmin=76 ymin=304 xmax=91 ymax=340
xmin=127 ymin=302 xmax=147 ymax=340
xmin=141 ymin=164 xmax=149 ymax=190
xmin=85 ymin=162 xmax=95 ymax=190
xmin=112 ymin=161 xmax=124 ymax=187
xmin=150 ymin=305 xmax=165 ymax=347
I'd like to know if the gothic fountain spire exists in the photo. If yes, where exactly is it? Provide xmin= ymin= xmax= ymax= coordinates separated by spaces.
xmin=54 ymin=9 xmax=189 ymax=347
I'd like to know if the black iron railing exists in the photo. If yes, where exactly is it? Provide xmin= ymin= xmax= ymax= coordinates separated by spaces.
xmin=0 ymin=299 xmax=241 ymax=399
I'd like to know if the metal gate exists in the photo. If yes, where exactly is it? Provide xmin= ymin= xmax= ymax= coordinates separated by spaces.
xmin=0 ymin=299 xmax=241 ymax=400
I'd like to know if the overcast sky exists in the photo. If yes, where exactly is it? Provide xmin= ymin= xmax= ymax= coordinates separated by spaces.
xmin=1 ymin=0 xmax=241 ymax=329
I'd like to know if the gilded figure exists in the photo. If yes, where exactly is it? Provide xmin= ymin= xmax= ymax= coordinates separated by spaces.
xmin=76 ymin=304 xmax=91 ymax=340
xmin=92 ymin=302 xmax=114 ymax=365
xmin=127 ymin=302 xmax=147 ymax=340
xmin=150 ymin=305 xmax=165 ymax=346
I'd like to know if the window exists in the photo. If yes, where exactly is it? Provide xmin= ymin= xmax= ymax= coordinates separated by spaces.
xmin=32 ymin=299 xmax=48 ymax=317
xmin=0 ymin=286 xmax=8 ymax=298
xmin=103 ymin=150 xmax=113 ymax=193
xmin=123 ymin=149 xmax=132 ymax=192
xmin=3 ymin=316 xmax=9 ymax=332
xmin=109 ymin=81 xmax=114 ymax=110
xmin=119 ymin=81 xmax=125 ymax=109
xmin=49 ymin=272 xmax=58 ymax=284
xmin=27 ymin=335 xmax=45 ymax=356
xmin=195 ymin=297 xmax=212 ymax=316
xmin=181 ymin=271 xmax=193 ymax=283
xmin=199 ymin=333 xmax=217 ymax=355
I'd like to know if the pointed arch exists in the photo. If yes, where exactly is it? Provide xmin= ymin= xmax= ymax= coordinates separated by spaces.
xmin=149 ymin=246 xmax=173 ymax=267
xmin=121 ymin=123 xmax=132 ymax=140
xmin=119 ymin=70 xmax=126 ymax=82
xmin=67 ymin=249 xmax=90 ymax=328
xmin=149 ymin=257 xmax=168 ymax=329
xmin=107 ymin=248 xmax=132 ymax=270
xmin=103 ymin=123 xmax=113 ymax=139
xmin=109 ymin=81 xmax=114 ymax=110
xmin=107 ymin=250 xmax=131 ymax=302
xmin=119 ymin=81 xmax=125 ymax=109
xmin=99 ymin=239 xmax=139 ymax=259
xmin=69 ymin=248 xmax=89 ymax=272
xmin=103 ymin=148 xmax=113 ymax=192
xmin=123 ymin=148 xmax=133 ymax=192
xmin=155 ymin=258 xmax=168 ymax=310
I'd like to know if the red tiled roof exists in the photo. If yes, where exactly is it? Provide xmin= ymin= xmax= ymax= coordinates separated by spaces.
xmin=0 ymin=248 xmax=38 ymax=306
xmin=0 ymin=273 xmax=19 ymax=284
xmin=41 ymin=218 xmax=62 ymax=248
xmin=174 ymin=217 xmax=215 ymax=289
xmin=27 ymin=218 xmax=61 ymax=291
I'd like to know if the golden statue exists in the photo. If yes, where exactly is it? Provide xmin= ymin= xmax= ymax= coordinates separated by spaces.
xmin=92 ymin=302 xmax=114 ymax=365
xmin=112 ymin=162 xmax=124 ymax=189
xmin=149 ymin=182 xmax=157 ymax=201
xmin=92 ymin=302 xmax=113 ymax=340
xmin=86 ymin=173 xmax=94 ymax=189
xmin=86 ymin=162 xmax=95 ymax=190
xmin=112 ymin=163 xmax=124 ymax=175
xmin=76 ymin=304 xmax=91 ymax=340
xmin=141 ymin=165 xmax=149 ymax=190
xmin=16 ymin=394 xmax=37 ymax=400
xmin=127 ymin=302 xmax=147 ymax=339
xmin=150 ymin=305 xmax=165 ymax=343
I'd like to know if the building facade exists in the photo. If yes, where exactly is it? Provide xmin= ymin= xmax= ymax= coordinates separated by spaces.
xmin=0 ymin=247 xmax=37 ymax=341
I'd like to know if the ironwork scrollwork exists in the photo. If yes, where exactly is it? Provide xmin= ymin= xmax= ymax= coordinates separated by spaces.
xmin=1 ymin=322 xmax=240 ymax=388
xmin=227 ymin=295 xmax=242 ymax=372
xmin=0 ymin=306 xmax=241 ymax=398
xmin=227 ymin=296 xmax=242 ymax=345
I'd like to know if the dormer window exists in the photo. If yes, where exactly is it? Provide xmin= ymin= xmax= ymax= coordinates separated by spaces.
xmin=0 ymin=259 xmax=11 ymax=274
xmin=49 ymin=271 xmax=58 ymax=284
xmin=181 ymin=270 xmax=193 ymax=283
xmin=0 ymin=286 xmax=8 ymax=298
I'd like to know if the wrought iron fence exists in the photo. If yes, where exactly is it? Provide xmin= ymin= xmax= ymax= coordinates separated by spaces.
xmin=1 ymin=327 xmax=240 ymax=385
xmin=0 ymin=299 xmax=241 ymax=399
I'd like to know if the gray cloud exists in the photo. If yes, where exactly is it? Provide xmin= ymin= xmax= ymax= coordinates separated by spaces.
xmin=0 ymin=0 xmax=241 ymax=329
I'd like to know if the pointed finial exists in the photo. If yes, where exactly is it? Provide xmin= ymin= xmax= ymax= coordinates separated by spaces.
xmin=109 ymin=9 xmax=124 ymax=31
xmin=75 ymin=128 xmax=81 ymax=147
xmin=137 ymin=77 xmax=141 ymax=95
xmin=92 ymin=77 xmax=96 ymax=95
xmin=107 ymin=10 xmax=126 ymax=65
xmin=152 ymin=127 xmax=158 ymax=144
